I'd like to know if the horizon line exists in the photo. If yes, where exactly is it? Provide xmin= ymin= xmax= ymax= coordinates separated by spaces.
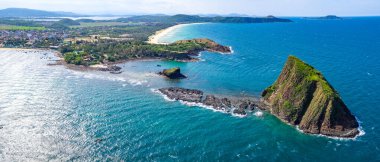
xmin=1 ymin=7 xmax=380 ymax=17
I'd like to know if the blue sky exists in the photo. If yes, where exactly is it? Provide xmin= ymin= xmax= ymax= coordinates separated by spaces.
xmin=1 ymin=0 xmax=379 ymax=16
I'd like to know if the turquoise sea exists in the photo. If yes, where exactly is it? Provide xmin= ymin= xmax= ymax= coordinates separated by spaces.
xmin=1 ymin=17 xmax=380 ymax=161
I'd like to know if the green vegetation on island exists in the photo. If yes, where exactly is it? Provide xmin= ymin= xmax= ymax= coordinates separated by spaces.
xmin=262 ymin=56 xmax=359 ymax=138
xmin=0 ymin=25 xmax=46 ymax=30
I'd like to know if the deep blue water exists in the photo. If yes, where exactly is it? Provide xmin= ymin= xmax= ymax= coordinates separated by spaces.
xmin=0 ymin=17 xmax=380 ymax=161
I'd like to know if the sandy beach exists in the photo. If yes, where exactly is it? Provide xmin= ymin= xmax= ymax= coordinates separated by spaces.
xmin=148 ymin=23 xmax=207 ymax=44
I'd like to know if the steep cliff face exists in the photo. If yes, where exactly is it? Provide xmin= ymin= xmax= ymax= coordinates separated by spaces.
xmin=262 ymin=56 xmax=359 ymax=138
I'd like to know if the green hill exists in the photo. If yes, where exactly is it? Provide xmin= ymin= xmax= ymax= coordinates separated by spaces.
xmin=262 ymin=56 xmax=359 ymax=138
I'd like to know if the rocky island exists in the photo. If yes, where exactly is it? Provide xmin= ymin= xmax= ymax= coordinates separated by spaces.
xmin=158 ymin=56 xmax=359 ymax=138
xmin=262 ymin=56 xmax=359 ymax=137
xmin=158 ymin=67 xmax=187 ymax=79
xmin=304 ymin=15 xmax=343 ymax=20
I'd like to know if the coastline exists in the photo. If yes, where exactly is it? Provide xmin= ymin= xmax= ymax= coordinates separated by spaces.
xmin=147 ymin=23 xmax=207 ymax=44
xmin=0 ymin=48 xmax=199 ymax=72
xmin=1 ymin=22 xmax=215 ymax=73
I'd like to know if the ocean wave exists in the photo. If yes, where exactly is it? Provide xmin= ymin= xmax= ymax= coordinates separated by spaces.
xmin=178 ymin=100 xmax=229 ymax=114
xmin=231 ymin=111 xmax=247 ymax=118
xmin=229 ymin=46 xmax=234 ymax=54
xmin=69 ymin=70 xmax=148 ymax=87
xmin=151 ymin=88 xmax=175 ymax=102
xmin=254 ymin=111 xmax=264 ymax=117
xmin=128 ymin=79 xmax=147 ymax=86
xmin=295 ymin=120 xmax=365 ymax=141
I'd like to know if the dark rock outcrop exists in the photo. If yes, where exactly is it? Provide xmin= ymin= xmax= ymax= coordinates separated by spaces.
xmin=202 ymin=95 xmax=231 ymax=111
xmin=262 ymin=56 xmax=359 ymax=138
xmin=158 ymin=67 xmax=187 ymax=79
xmin=158 ymin=87 xmax=259 ymax=116
xmin=97 ymin=65 xmax=122 ymax=72
xmin=159 ymin=87 xmax=203 ymax=102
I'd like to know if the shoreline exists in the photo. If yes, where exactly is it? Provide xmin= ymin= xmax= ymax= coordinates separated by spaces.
xmin=1 ymin=22 xmax=226 ymax=72
xmin=1 ymin=22 xmax=219 ymax=73
xmin=0 ymin=47 xmax=200 ymax=72
xmin=147 ymin=23 xmax=208 ymax=44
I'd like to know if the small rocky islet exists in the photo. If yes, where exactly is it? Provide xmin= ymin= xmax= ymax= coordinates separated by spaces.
xmin=158 ymin=67 xmax=187 ymax=79
xmin=157 ymin=56 xmax=359 ymax=138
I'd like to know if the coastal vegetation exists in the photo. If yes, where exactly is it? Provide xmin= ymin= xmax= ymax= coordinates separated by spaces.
xmin=59 ymin=38 xmax=231 ymax=66
xmin=55 ymin=18 xmax=80 ymax=26
xmin=0 ymin=18 xmax=43 ymax=27
xmin=0 ymin=25 xmax=46 ymax=30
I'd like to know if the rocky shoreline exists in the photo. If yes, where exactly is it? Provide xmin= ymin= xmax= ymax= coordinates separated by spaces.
xmin=158 ymin=87 xmax=262 ymax=116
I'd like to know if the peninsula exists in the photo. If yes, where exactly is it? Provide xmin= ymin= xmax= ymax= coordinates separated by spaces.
xmin=60 ymin=38 xmax=231 ymax=67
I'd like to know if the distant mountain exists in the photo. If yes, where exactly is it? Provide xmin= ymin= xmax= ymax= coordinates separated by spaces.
xmin=197 ymin=13 xmax=252 ymax=17
xmin=303 ymin=15 xmax=343 ymax=20
xmin=321 ymin=15 xmax=342 ymax=19
xmin=0 ymin=8 xmax=81 ymax=17
xmin=117 ymin=14 xmax=292 ymax=23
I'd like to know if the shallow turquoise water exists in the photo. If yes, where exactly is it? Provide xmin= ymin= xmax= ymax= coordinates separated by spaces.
xmin=0 ymin=17 xmax=380 ymax=161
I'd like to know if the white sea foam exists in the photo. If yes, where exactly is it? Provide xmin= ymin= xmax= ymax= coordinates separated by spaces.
xmin=68 ymin=70 xmax=149 ymax=87
xmin=295 ymin=119 xmax=365 ymax=141
xmin=169 ymin=155 xmax=178 ymax=159
xmin=128 ymin=79 xmax=147 ymax=86
xmin=254 ymin=111 xmax=264 ymax=117
xmin=231 ymin=112 xmax=247 ymax=118
xmin=151 ymin=88 xmax=176 ymax=102
xmin=153 ymin=89 xmax=261 ymax=118
xmin=229 ymin=46 xmax=234 ymax=54
xmin=178 ymin=100 xmax=229 ymax=114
